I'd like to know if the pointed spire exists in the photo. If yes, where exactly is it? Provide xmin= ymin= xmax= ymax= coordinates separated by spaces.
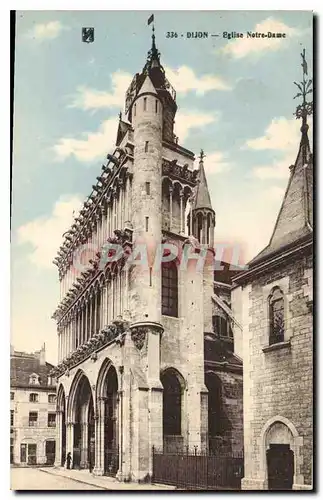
xmin=143 ymin=17 xmax=162 ymax=73
xmin=249 ymin=50 xmax=313 ymax=266
xmin=193 ymin=150 xmax=213 ymax=210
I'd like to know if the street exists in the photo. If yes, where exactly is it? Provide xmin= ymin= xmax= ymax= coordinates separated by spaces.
xmin=11 ymin=467 xmax=103 ymax=490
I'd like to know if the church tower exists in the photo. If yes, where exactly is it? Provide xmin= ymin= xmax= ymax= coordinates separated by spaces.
xmin=51 ymin=22 xmax=227 ymax=485
xmin=191 ymin=151 xmax=216 ymax=247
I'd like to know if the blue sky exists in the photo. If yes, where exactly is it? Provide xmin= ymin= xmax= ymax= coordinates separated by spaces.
xmin=11 ymin=11 xmax=313 ymax=363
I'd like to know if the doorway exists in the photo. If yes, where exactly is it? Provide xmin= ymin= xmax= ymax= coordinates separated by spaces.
xmin=45 ymin=440 xmax=56 ymax=465
xmin=27 ymin=444 xmax=37 ymax=465
xmin=267 ymin=444 xmax=294 ymax=490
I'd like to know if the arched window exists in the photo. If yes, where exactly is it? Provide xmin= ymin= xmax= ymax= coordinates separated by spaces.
xmin=206 ymin=374 xmax=223 ymax=438
xmin=197 ymin=212 xmax=203 ymax=242
xmin=269 ymin=287 xmax=284 ymax=345
xmin=161 ymin=371 xmax=182 ymax=436
xmin=162 ymin=262 xmax=178 ymax=317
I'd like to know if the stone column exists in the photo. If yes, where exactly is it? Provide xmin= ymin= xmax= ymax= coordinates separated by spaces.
xmin=180 ymin=190 xmax=184 ymax=234
xmin=58 ymin=331 xmax=61 ymax=363
xmin=66 ymin=421 xmax=75 ymax=462
xmin=202 ymin=214 xmax=207 ymax=245
xmin=93 ymin=397 xmax=106 ymax=475
xmin=111 ymin=273 xmax=115 ymax=321
xmin=122 ymin=182 xmax=126 ymax=228
xmin=82 ymin=304 xmax=86 ymax=344
xmin=62 ymin=324 xmax=65 ymax=360
xmin=95 ymin=288 xmax=100 ymax=333
xmin=92 ymin=291 xmax=97 ymax=336
xmin=90 ymin=294 xmax=95 ymax=338
xmin=112 ymin=191 xmax=116 ymax=232
xmin=54 ymin=410 xmax=63 ymax=467
xmin=128 ymin=323 xmax=164 ymax=481
xmin=106 ymin=279 xmax=110 ymax=325
xmin=101 ymin=281 xmax=107 ymax=327
xmin=73 ymin=313 xmax=77 ymax=352
xmin=77 ymin=308 xmax=81 ymax=348
xmin=169 ymin=186 xmax=173 ymax=231
xmin=85 ymin=298 xmax=89 ymax=341
xmin=119 ymin=186 xmax=123 ymax=229
xmin=101 ymin=206 xmax=107 ymax=244
xmin=80 ymin=423 xmax=89 ymax=469
xmin=107 ymin=201 xmax=111 ymax=237
xmin=125 ymin=175 xmax=130 ymax=223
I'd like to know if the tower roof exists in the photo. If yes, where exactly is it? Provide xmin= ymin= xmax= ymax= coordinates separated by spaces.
xmin=193 ymin=151 xmax=213 ymax=211
xmin=137 ymin=74 xmax=158 ymax=97
xmin=248 ymin=123 xmax=313 ymax=266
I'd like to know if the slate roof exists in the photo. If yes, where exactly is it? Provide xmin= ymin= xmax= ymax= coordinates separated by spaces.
xmin=248 ymin=127 xmax=313 ymax=268
xmin=10 ymin=354 xmax=55 ymax=389
xmin=214 ymin=261 xmax=243 ymax=285
xmin=116 ymin=119 xmax=131 ymax=147
xmin=193 ymin=159 xmax=213 ymax=211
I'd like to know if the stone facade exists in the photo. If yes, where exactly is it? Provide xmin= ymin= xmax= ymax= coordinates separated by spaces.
xmin=10 ymin=345 xmax=57 ymax=465
xmin=51 ymin=35 xmax=243 ymax=483
xmin=232 ymin=115 xmax=313 ymax=490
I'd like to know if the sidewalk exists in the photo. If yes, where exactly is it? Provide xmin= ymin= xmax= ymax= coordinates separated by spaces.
xmin=39 ymin=467 xmax=176 ymax=490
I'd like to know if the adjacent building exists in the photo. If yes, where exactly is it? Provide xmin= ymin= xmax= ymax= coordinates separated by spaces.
xmin=10 ymin=344 xmax=57 ymax=465
xmin=231 ymin=56 xmax=313 ymax=490
xmin=50 ymin=32 xmax=243 ymax=484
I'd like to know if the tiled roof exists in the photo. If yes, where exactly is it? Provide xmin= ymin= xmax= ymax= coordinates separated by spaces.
xmin=10 ymin=355 xmax=55 ymax=389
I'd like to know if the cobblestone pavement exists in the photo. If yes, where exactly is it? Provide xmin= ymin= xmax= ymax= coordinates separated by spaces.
xmin=11 ymin=467 xmax=103 ymax=490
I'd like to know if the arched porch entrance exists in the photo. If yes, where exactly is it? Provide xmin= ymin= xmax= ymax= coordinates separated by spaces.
xmin=96 ymin=360 xmax=119 ymax=476
xmin=161 ymin=368 xmax=185 ymax=453
xmin=260 ymin=416 xmax=304 ymax=490
xmin=57 ymin=385 xmax=66 ymax=466
xmin=69 ymin=372 xmax=95 ymax=470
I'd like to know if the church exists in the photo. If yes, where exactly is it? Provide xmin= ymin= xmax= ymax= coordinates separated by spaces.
xmin=50 ymin=30 xmax=243 ymax=485
xmin=231 ymin=50 xmax=313 ymax=490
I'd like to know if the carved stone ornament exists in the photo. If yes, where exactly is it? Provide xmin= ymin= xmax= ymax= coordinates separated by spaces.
xmin=131 ymin=327 xmax=147 ymax=351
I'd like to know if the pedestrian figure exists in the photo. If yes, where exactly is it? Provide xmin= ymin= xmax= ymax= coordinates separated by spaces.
xmin=66 ymin=452 xmax=72 ymax=470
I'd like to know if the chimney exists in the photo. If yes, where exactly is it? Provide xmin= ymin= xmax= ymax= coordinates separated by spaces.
xmin=39 ymin=343 xmax=46 ymax=365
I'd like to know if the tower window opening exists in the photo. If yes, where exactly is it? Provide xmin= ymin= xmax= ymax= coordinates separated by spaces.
xmin=161 ymin=370 xmax=182 ymax=436
xmin=145 ymin=217 xmax=149 ymax=232
xmin=145 ymin=182 xmax=150 ymax=195
xmin=145 ymin=141 xmax=149 ymax=153
xmin=269 ymin=287 xmax=285 ymax=345
xmin=162 ymin=261 xmax=178 ymax=317
xmin=155 ymin=100 xmax=158 ymax=113
xmin=143 ymin=97 xmax=147 ymax=111
xmin=134 ymin=103 xmax=136 ymax=117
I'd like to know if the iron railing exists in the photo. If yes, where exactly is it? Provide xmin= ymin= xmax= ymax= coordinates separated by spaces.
xmin=152 ymin=446 xmax=244 ymax=490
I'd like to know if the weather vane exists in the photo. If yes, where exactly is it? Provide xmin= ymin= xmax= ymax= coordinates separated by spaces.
xmin=199 ymin=149 xmax=206 ymax=161
xmin=293 ymin=49 xmax=313 ymax=125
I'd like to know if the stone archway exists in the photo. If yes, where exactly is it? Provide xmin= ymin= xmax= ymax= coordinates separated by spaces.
xmin=56 ymin=384 xmax=66 ymax=467
xmin=95 ymin=359 xmax=120 ymax=476
xmin=160 ymin=367 xmax=185 ymax=453
xmin=67 ymin=370 xmax=95 ymax=470
xmin=259 ymin=416 xmax=304 ymax=489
